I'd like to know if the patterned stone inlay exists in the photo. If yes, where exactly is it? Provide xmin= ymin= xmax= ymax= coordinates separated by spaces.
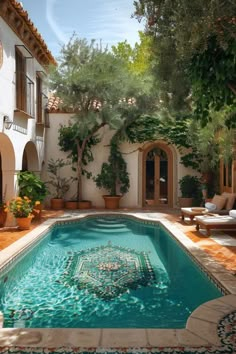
xmin=0 ymin=311 xmax=235 ymax=353
xmin=60 ymin=241 xmax=156 ymax=300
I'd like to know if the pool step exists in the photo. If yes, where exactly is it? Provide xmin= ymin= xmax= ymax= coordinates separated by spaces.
xmin=78 ymin=219 xmax=132 ymax=234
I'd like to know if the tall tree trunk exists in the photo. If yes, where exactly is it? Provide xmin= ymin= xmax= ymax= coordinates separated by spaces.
xmin=76 ymin=121 xmax=107 ymax=201
xmin=77 ymin=144 xmax=83 ymax=201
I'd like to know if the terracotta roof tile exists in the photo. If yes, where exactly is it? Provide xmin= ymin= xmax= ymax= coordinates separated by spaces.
xmin=46 ymin=96 xmax=63 ymax=113
xmin=46 ymin=95 xmax=136 ymax=113
xmin=1 ymin=0 xmax=56 ymax=66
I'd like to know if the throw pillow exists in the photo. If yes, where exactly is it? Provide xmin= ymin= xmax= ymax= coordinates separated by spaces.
xmin=222 ymin=192 xmax=236 ymax=210
xmin=211 ymin=194 xmax=227 ymax=210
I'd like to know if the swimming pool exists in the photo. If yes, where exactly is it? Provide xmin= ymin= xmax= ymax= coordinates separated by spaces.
xmin=0 ymin=215 xmax=223 ymax=329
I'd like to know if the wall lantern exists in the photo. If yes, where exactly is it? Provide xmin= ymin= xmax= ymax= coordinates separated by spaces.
xmin=3 ymin=115 xmax=13 ymax=130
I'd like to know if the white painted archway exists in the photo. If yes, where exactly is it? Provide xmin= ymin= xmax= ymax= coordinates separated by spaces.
xmin=0 ymin=133 xmax=15 ymax=201
xmin=22 ymin=141 xmax=40 ymax=172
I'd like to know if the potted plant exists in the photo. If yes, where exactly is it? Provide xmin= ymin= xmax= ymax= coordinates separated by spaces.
xmin=17 ymin=171 xmax=48 ymax=218
xmin=7 ymin=196 xmax=40 ymax=230
xmin=47 ymin=158 xmax=75 ymax=210
xmin=178 ymin=175 xmax=201 ymax=208
xmin=94 ymin=142 xmax=130 ymax=209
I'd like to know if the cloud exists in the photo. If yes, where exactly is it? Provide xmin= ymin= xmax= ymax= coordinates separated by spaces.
xmin=46 ymin=0 xmax=68 ymax=44
xmin=45 ymin=0 xmax=143 ymax=55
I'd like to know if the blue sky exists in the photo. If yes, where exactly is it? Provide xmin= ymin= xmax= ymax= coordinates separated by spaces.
xmin=21 ymin=0 xmax=144 ymax=58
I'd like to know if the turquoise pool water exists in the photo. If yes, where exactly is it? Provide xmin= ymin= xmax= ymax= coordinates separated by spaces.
xmin=0 ymin=216 xmax=222 ymax=329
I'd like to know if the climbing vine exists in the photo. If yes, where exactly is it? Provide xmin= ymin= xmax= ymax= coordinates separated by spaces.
xmin=189 ymin=36 xmax=236 ymax=124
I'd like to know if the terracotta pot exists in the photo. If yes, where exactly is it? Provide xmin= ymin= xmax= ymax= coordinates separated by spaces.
xmin=0 ymin=208 xmax=7 ymax=227
xmin=78 ymin=201 xmax=92 ymax=209
xmin=16 ymin=217 xmax=32 ymax=230
xmin=178 ymin=197 xmax=193 ymax=208
xmin=65 ymin=201 xmax=78 ymax=210
xmin=103 ymin=195 xmax=122 ymax=209
xmin=50 ymin=198 xmax=64 ymax=210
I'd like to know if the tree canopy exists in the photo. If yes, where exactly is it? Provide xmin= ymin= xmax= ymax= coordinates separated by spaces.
xmin=133 ymin=0 xmax=236 ymax=123
xmin=111 ymin=31 xmax=154 ymax=75
xmin=49 ymin=35 xmax=156 ymax=200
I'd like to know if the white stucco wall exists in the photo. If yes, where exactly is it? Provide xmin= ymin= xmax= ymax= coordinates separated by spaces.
xmin=44 ymin=113 xmax=198 ymax=208
xmin=0 ymin=17 xmax=47 ymax=202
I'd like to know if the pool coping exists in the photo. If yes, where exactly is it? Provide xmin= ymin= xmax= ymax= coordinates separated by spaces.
xmin=0 ymin=211 xmax=235 ymax=350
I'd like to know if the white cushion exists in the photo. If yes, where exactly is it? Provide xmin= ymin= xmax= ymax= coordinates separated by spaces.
xmin=229 ymin=210 xmax=236 ymax=218
xmin=205 ymin=202 xmax=217 ymax=211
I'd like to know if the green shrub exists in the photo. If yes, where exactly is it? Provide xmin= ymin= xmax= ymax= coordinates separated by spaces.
xmin=17 ymin=171 xmax=48 ymax=204
xmin=179 ymin=175 xmax=201 ymax=199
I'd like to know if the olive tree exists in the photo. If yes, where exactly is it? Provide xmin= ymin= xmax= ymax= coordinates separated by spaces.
xmin=49 ymin=36 xmax=153 ymax=201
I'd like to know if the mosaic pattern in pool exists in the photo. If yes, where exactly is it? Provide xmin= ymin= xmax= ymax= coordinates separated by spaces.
xmin=60 ymin=241 xmax=156 ymax=300
xmin=0 ymin=311 xmax=235 ymax=353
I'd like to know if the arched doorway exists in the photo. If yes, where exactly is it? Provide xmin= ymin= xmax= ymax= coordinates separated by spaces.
xmin=142 ymin=143 xmax=173 ymax=207
xmin=22 ymin=141 xmax=39 ymax=172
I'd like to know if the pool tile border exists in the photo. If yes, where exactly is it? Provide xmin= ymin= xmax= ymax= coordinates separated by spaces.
xmin=0 ymin=211 xmax=235 ymax=351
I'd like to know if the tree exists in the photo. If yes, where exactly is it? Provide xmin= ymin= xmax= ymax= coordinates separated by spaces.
xmin=189 ymin=35 xmax=236 ymax=124
xmin=94 ymin=140 xmax=130 ymax=197
xmin=133 ymin=0 xmax=236 ymax=122
xmin=134 ymin=0 xmax=236 ymax=56
xmin=111 ymin=31 xmax=154 ymax=75
xmin=49 ymin=35 xmax=153 ymax=201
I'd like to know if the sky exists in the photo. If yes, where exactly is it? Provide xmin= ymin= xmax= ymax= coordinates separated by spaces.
xmin=21 ymin=0 xmax=144 ymax=58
